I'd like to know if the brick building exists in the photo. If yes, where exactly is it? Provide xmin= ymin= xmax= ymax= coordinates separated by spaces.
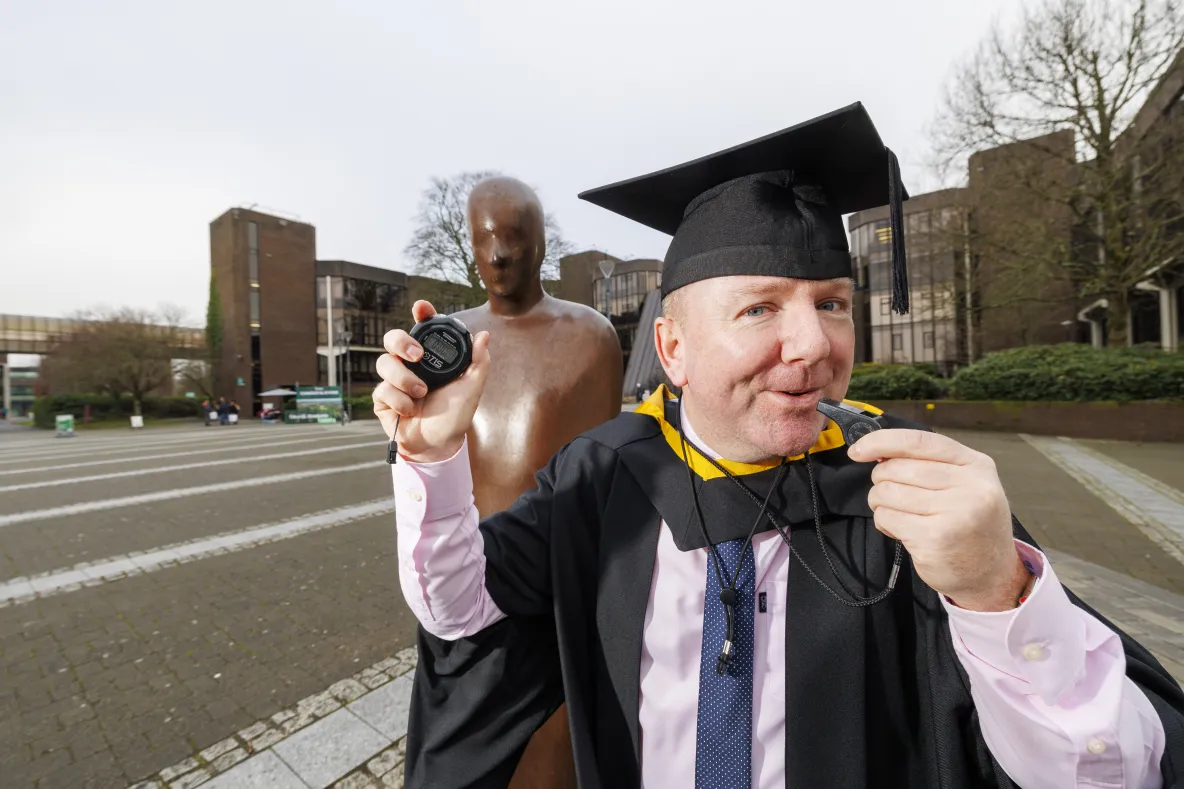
xmin=209 ymin=208 xmax=475 ymax=412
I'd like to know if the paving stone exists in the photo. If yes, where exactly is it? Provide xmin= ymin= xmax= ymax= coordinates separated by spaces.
xmin=273 ymin=709 xmax=390 ymax=789
xmin=329 ymin=678 xmax=369 ymax=703
xmin=211 ymin=747 xmax=249 ymax=772
xmin=380 ymin=762 xmax=404 ymax=788
xmin=348 ymin=674 xmax=413 ymax=742
xmin=367 ymin=743 xmax=404 ymax=777
xmin=129 ymin=781 xmax=164 ymax=789
xmin=334 ymin=771 xmax=380 ymax=789
xmin=237 ymin=721 xmax=269 ymax=741
xmin=248 ymin=728 xmax=285 ymax=751
xmin=203 ymin=750 xmax=307 ymax=789
xmin=199 ymin=736 xmax=239 ymax=762
xmin=170 ymin=767 xmax=212 ymax=788
xmin=159 ymin=757 xmax=200 ymax=782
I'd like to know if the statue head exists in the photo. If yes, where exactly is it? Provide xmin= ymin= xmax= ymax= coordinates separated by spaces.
xmin=467 ymin=176 xmax=546 ymax=300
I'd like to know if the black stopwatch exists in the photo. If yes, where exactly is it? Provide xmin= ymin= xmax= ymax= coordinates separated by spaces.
xmin=386 ymin=314 xmax=474 ymax=464
xmin=816 ymin=398 xmax=884 ymax=446
xmin=406 ymin=315 xmax=474 ymax=391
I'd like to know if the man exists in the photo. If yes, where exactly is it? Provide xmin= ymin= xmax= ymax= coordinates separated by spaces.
xmin=405 ymin=176 xmax=621 ymax=788
xmin=375 ymin=104 xmax=1184 ymax=787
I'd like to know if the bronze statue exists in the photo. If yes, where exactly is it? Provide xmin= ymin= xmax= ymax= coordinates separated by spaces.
xmin=448 ymin=176 xmax=622 ymax=787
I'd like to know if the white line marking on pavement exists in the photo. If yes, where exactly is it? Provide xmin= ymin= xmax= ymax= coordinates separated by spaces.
xmin=0 ymin=460 xmax=386 ymax=528
xmin=0 ymin=433 xmax=362 ymax=476
xmin=131 ymin=649 xmax=417 ymax=789
xmin=0 ymin=441 xmax=383 ymax=492
xmin=0 ymin=498 xmax=396 ymax=606
xmin=0 ymin=429 xmax=285 ymax=464
xmin=1021 ymin=433 xmax=1184 ymax=567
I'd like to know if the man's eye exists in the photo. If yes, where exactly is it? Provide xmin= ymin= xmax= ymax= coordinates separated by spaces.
xmin=819 ymin=301 xmax=846 ymax=312
xmin=744 ymin=306 xmax=769 ymax=317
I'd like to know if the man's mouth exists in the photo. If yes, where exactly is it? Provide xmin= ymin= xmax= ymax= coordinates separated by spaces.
xmin=769 ymin=389 xmax=823 ymax=405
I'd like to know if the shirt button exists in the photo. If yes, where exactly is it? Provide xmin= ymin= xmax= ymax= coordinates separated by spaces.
xmin=407 ymin=490 xmax=423 ymax=502
xmin=1021 ymin=643 xmax=1045 ymax=661
xmin=1087 ymin=738 xmax=1107 ymax=755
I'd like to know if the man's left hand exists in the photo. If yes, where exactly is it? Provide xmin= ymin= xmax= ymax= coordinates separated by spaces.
xmin=848 ymin=429 xmax=1029 ymax=612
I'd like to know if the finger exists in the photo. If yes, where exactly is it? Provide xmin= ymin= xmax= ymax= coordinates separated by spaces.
xmin=372 ymin=381 xmax=419 ymax=418
xmin=411 ymin=300 xmax=437 ymax=323
xmin=870 ymin=505 xmax=922 ymax=541
xmin=849 ymin=429 xmax=977 ymax=466
xmin=376 ymin=353 xmax=428 ymax=398
xmin=382 ymin=328 xmax=424 ymax=362
xmin=867 ymin=479 xmax=946 ymax=516
xmin=871 ymin=457 xmax=962 ymax=491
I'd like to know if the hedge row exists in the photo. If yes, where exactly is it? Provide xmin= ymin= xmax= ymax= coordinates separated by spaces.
xmin=33 ymin=395 xmax=204 ymax=428
xmin=947 ymin=344 xmax=1184 ymax=402
xmin=848 ymin=345 xmax=1184 ymax=403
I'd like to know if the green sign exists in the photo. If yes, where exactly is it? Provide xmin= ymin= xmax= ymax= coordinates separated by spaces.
xmin=185 ymin=392 xmax=196 ymax=399
xmin=236 ymin=377 xmax=246 ymax=387
xmin=286 ymin=385 xmax=343 ymax=424
xmin=55 ymin=414 xmax=75 ymax=437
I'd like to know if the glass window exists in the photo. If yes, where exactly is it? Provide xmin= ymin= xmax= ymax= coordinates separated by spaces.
xmin=248 ymin=222 xmax=259 ymax=251
xmin=923 ymin=331 xmax=935 ymax=349
xmin=880 ymin=297 xmax=890 ymax=315
xmin=892 ymin=333 xmax=903 ymax=351
xmin=249 ymin=250 xmax=259 ymax=282
xmin=250 ymin=291 xmax=260 ymax=325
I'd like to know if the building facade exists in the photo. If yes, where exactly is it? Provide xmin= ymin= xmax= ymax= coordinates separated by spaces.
xmin=848 ymin=189 xmax=969 ymax=373
xmin=558 ymin=250 xmax=662 ymax=371
xmin=209 ymin=208 xmax=319 ymax=411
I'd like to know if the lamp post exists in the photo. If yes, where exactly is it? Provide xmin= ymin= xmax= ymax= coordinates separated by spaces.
xmin=598 ymin=259 xmax=616 ymax=320
xmin=342 ymin=330 xmax=353 ymax=422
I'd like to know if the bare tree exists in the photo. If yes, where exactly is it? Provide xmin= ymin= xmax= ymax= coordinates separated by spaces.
xmin=932 ymin=0 xmax=1184 ymax=346
xmin=41 ymin=306 xmax=191 ymax=415
xmin=403 ymin=171 xmax=575 ymax=308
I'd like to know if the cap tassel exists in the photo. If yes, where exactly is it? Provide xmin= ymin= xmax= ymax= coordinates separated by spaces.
xmin=886 ymin=148 xmax=909 ymax=315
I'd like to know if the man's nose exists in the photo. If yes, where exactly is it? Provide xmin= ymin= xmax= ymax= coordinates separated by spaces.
xmin=778 ymin=309 xmax=831 ymax=366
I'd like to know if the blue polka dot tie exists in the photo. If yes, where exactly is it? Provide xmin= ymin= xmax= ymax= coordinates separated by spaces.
xmin=695 ymin=538 xmax=755 ymax=789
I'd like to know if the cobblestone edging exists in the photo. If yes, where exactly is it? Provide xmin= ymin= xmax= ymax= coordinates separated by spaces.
xmin=0 ymin=499 xmax=396 ymax=608
xmin=128 ymin=648 xmax=417 ymax=788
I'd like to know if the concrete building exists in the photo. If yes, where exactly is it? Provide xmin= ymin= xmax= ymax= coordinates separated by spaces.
xmin=209 ymin=208 xmax=491 ymax=411
xmin=558 ymin=250 xmax=662 ymax=372
xmin=848 ymin=189 xmax=970 ymax=373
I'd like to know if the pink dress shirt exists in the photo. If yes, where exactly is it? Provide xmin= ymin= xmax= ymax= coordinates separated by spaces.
xmin=393 ymin=409 xmax=1166 ymax=788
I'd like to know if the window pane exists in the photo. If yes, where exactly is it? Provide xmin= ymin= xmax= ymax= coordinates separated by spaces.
xmin=248 ymin=222 xmax=258 ymax=251
xmin=250 ymin=291 xmax=260 ymax=323
xmin=249 ymin=250 xmax=259 ymax=281
xmin=892 ymin=333 xmax=903 ymax=350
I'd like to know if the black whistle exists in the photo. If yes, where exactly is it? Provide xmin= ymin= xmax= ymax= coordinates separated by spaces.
xmin=816 ymin=398 xmax=884 ymax=446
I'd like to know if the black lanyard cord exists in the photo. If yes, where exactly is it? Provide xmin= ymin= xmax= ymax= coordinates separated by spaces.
xmin=676 ymin=422 xmax=902 ymax=610
xmin=679 ymin=428 xmax=787 ymax=675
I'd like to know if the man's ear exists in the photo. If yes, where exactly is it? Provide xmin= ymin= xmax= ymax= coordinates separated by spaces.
xmin=654 ymin=316 xmax=688 ymax=388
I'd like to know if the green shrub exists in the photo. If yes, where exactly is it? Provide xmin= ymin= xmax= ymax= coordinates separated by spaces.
xmin=346 ymin=396 xmax=376 ymax=419
xmin=33 ymin=395 xmax=204 ymax=428
xmin=846 ymin=366 xmax=946 ymax=402
xmin=949 ymin=344 xmax=1184 ymax=402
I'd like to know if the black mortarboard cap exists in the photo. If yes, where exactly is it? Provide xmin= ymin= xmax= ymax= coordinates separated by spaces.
xmin=578 ymin=102 xmax=911 ymax=313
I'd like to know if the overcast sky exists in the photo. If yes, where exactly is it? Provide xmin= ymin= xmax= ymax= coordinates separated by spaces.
xmin=1 ymin=0 xmax=1029 ymax=328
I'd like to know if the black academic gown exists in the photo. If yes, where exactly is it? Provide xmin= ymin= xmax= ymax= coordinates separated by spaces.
xmin=404 ymin=398 xmax=1184 ymax=789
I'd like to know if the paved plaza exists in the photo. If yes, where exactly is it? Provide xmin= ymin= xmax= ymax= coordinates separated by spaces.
xmin=0 ymin=419 xmax=1180 ymax=788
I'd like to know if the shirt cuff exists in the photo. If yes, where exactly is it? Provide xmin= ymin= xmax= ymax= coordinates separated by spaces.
xmin=942 ymin=541 xmax=1087 ymax=705
xmin=391 ymin=437 xmax=474 ymax=522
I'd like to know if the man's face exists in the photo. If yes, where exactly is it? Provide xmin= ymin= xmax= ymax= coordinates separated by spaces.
xmin=468 ymin=193 xmax=544 ymax=300
xmin=657 ymin=275 xmax=855 ymax=461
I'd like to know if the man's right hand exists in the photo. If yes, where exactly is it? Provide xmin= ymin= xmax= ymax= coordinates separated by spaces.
xmin=373 ymin=300 xmax=491 ymax=463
